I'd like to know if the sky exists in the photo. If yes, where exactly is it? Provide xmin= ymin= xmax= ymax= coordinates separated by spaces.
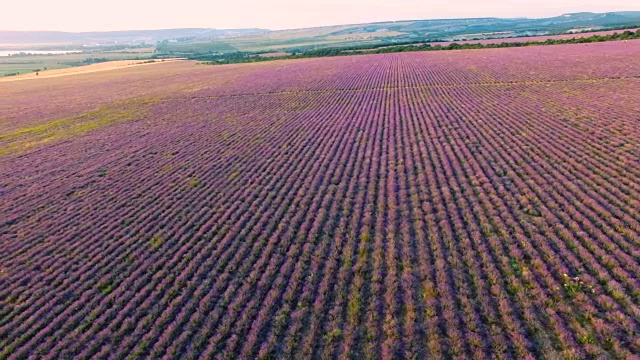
xmin=1 ymin=0 xmax=639 ymax=32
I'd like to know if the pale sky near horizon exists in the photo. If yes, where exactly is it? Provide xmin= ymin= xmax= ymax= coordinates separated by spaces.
xmin=2 ymin=0 xmax=639 ymax=32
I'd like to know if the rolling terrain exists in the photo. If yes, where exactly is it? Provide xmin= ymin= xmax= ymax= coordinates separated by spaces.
xmin=156 ymin=11 xmax=640 ymax=54
xmin=4 ymin=11 xmax=640 ymax=54
xmin=1 ymin=40 xmax=640 ymax=358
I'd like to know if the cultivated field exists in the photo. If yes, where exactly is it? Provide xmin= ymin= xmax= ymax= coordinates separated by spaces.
xmin=1 ymin=40 xmax=640 ymax=359
xmin=348 ymin=28 xmax=640 ymax=53
xmin=0 ymin=59 xmax=181 ymax=83
xmin=0 ymin=49 xmax=156 ymax=77
xmin=429 ymin=27 xmax=640 ymax=46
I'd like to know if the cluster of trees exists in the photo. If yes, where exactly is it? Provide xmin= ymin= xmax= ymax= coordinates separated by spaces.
xmin=79 ymin=57 xmax=111 ymax=65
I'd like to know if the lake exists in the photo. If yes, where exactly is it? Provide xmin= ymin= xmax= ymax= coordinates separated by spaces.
xmin=0 ymin=50 xmax=81 ymax=57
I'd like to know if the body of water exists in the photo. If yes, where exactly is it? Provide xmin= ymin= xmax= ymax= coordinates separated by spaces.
xmin=0 ymin=50 xmax=81 ymax=57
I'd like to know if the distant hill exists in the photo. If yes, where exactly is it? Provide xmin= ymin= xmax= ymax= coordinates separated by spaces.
xmin=0 ymin=28 xmax=266 ymax=46
xmin=2 ymin=11 xmax=639 ymax=52
xmin=163 ymin=11 xmax=640 ymax=54
xmin=327 ymin=11 xmax=640 ymax=40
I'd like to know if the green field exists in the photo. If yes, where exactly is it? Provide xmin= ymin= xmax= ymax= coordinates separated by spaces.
xmin=157 ymin=41 xmax=238 ymax=54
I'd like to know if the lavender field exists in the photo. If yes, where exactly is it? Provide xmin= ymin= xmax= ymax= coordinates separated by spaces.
xmin=1 ymin=40 xmax=640 ymax=359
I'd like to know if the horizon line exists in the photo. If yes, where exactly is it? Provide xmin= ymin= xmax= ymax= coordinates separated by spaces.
xmin=2 ymin=10 xmax=636 ymax=33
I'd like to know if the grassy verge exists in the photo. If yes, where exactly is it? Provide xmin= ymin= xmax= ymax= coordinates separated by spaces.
xmin=0 ymin=98 xmax=154 ymax=156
